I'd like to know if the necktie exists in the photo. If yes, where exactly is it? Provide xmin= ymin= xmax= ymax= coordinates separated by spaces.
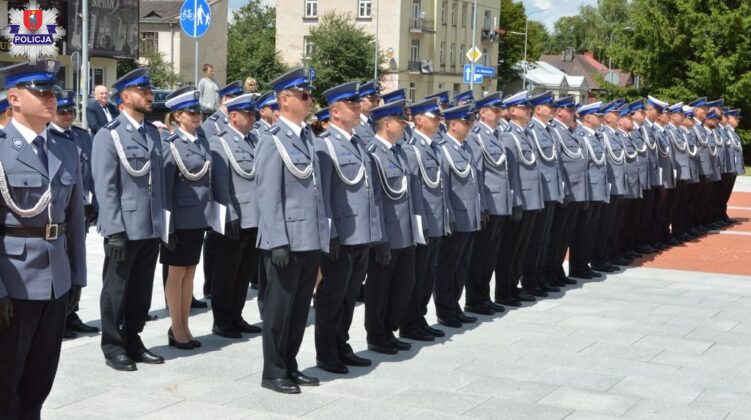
xmin=245 ymin=134 xmax=255 ymax=151
xmin=33 ymin=136 xmax=48 ymax=170
xmin=64 ymin=129 xmax=72 ymax=138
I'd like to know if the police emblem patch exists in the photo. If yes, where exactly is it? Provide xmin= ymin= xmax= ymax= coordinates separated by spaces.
xmin=12 ymin=138 xmax=22 ymax=149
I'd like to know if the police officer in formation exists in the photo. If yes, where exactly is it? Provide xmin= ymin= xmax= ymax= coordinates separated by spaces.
xmin=354 ymin=81 xmax=380 ymax=144
xmin=0 ymin=60 xmax=86 ymax=419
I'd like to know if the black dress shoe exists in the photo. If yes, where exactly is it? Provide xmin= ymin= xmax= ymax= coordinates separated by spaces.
xmin=128 ymin=349 xmax=165 ymax=364
xmin=652 ymin=242 xmax=667 ymax=250
xmin=400 ymin=329 xmax=435 ymax=341
xmin=569 ymin=271 xmax=592 ymax=279
xmin=389 ymin=337 xmax=412 ymax=350
xmin=455 ymin=312 xmax=478 ymax=323
xmin=625 ymin=251 xmax=642 ymax=259
xmin=488 ymin=301 xmax=506 ymax=313
xmin=63 ymin=328 xmax=77 ymax=339
xmin=464 ymin=304 xmax=495 ymax=316
xmin=527 ymin=288 xmax=549 ymax=298
xmin=234 ymin=319 xmax=262 ymax=334
xmin=145 ymin=314 xmax=158 ymax=322
xmin=636 ymin=244 xmax=656 ymax=254
xmin=541 ymin=284 xmax=560 ymax=293
xmin=341 ymin=352 xmax=372 ymax=366
xmin=367 ymin=342 xmax=398 ymax=354
xmin=191 ymin=298 xmax=208 ymax=309
xmin=515 ymin=291 xmax=537 ymax=302
xmin=316 ymin=360 xmax=349 ymax=374
xmin=67 ymin=314 xmax=100 ymax=333
xmin=262 ymin=378 xmax=300 ymax=394
xmin=422 ymin=325 xmax=445 ymax=337
xmin=250 ymin=282 xmax=259 ymax=290
xmin=611 ymin=257 xmax=632 ymax=266
xmin=289 ymin=370 xmax=319 ymax=386
xmin=212 ymin=324 xmax=242 ymax=339
xmin=559 ymin=276 xmax=577 ymax=285
xmin=495 ymin=297 xmax=522 ymax=307
xmin=106 ymin=354 xmax=137 ymax=371
xmin=666 ymin=237 xmax=682 ymax=246
xmin=587 ymin=269 xmax=603 ymax=278
xmin=438 ymin=317 xmax=462 ymax=328
xmin=591 ymin=264 xmax=615 ymax=273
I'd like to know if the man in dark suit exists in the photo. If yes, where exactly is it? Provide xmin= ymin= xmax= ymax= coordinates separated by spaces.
xmin=86 ymin=84 xmax=119 ymax=135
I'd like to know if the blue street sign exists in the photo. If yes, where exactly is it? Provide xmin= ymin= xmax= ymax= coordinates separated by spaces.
xmin=309 ymin=68 xmax=316 ymax=81
xmin=463 ymin=64 xmax=483 ymax=83
xmin=475 ymin=65 xmax=496 ymax=77
xmin=180 ymin=0 xmax=211 ymax=38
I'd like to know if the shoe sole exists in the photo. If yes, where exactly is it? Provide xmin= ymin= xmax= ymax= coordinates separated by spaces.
xmin=106 ymin=361 xmax=137 ymax=371
xmin=261 ymin=382 xmax=301 ymax=394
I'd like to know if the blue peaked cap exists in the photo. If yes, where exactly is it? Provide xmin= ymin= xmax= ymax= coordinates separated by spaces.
xmin=218 ymin=80 xmax=244 ymax=98
xmin=371 ymin=99 xmax=407 ymax=121
xmin=408 ymin=98 xmax=441 ymax=117
xmin=442 ymin=103 xmax=474 ymax=121
xmin=315 ymin=108 xmax=330 ymax=122
xmin=382 ymin=89 xmax=406 ymax=104
xmin=0 ymin=59 xmax=61 ymax=91
xmin=323 ymin=82 xmax=360 ymax=105
xmin=474 ymin=92 xmax=503 ymax=109
xmin=225 ymin=93 xmax=256 ymax=112
xmin=358 ymin=80 xmax=380 ymax=97
xmin=56 ymin=90 xmax=76 ymax=109
xmin=425 ymin=90 xmax=451 ymax=105
xmin=553 ymin=95 xmax=576 ymax=108
xmin=270 ymin=67 xmax=312 ymax=92
xmin=113 ymin=67 xmax=153 ymax=92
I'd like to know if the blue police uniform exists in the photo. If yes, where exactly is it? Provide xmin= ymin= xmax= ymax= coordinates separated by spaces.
xmin=353 ymin=81 xmax=379 ymax=144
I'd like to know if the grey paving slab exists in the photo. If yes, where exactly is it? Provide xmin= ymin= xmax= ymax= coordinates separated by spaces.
xmin=462 ymin=397 xmax=573 ymax=419
xmin=623 ymin=399 xmax=730 ymax=420
xmin=608 ymin=376 xmax=705 ymax=405
xmin=458 ymin=377 xmax=559 ymax=404
xmin=537 ymin=386 xmax=639 ymax=416
xmin=303 ymin=398 xmax=418 ymax=419
xmin=384 ymin=389 xmax=490 ymax=415
xmin=529 ymin=367 xmax=625 ymax=392
xmin=137 ymin=401 xmax=256 ymax=419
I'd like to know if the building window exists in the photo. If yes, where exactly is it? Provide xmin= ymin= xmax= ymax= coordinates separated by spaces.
xmin=304 ymin=36 xmax=315 ymax=57
xmin=89 ymin=68 xmax=104 ymax=94
xmin=451 ymin=1 xmax=457 ymax=26
xmin=438 ymin=83 xmax=444 ymax=90
xmin=409 ymin=82 xmax=416 ymax=102
xmin=461 ymin=3 xmax=467 ymax=28
xmin=441 ymin=1 xmax=447 ymax=24
xmin=449 ymin=43 xmax=455 ymax=67
xmin=410 ymin=39 xmax=420 ymax=62
xmin=460 ymin=44 xmax=465 ymax=65
xmin=140 ymin=32 xmax=158 ymax=56
xmin=483 ymin=10 xmax=492 ymax=30
xmin=482 ymin=47 xmax=488 ymax=66
xmin=304 ymin=0 xmax=318 ymax=18
xmin=358 ymin=0 xmax=372 ymax=18
xmin=439 ymin=42 xmax=445 ymax=66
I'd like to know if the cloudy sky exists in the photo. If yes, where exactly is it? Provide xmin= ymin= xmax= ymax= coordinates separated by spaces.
xmin=228 ymin=0 xmax=597 ymax=30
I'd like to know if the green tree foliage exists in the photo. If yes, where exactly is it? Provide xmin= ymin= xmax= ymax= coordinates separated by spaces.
xmin=546 ymin=0 xmax=630 ymax=61
xmin=307 ymin=12 xmax=383 ymax=105
xmin=227 ymin=0 xmax=288 ymax=91
xmin=495 ymin=0 xmax=548 ymax=89
xmin=143 ymin=51 xmax=182 ymax=89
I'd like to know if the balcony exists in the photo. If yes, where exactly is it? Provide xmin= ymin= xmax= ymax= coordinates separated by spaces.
xmin=410 ymin=18 xmax=436 ymax=33
xmin=408 ymin=61 xmax=422 ymax=73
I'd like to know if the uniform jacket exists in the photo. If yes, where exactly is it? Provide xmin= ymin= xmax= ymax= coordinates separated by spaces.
xmin=256 ymin=119 xmax=329 ymax=253
xmin=354 ymin=115 xmax=376 ymax=145
xmin=251 ymin=119 xmax=273 ymax=141
xmin=599 ymin=126 xmax=627 ymax=196
xmin=629 ymin=124 xmax=651 ymax=189
xmin=652 ymin=123 xmax=676 ymax=188
xmin=616 ymin=129 xmax=642 ymax=199
xmin=210 ymin=127 xmax=260 ymax=229
xmin=92 ymin=113 xmax=166 ymax=240
xmin=725 ymin=126 xmax=746 ymax=175
xmin=500 ymin=122 xmax=543 ymax=210
xmin=315 ymin=126 xmax=382 ymax=246
xmin=0 ymin=122 xmax=86 ymax=300
xmin=527 ymin=118 xmax=564 ymax=203
xmin=163 ymin=129 xmax=213 ymax=231
xmin=436 ymin=134 xmax=483 ymax=232
xmin=549 ymin=119 xmax=588 ymax=203
xmin=468 ymin=122 xmax=516 ymax=216
xmin=49 ymin=124 xmax=96 ymax=206
xmin=693 ymin=120 xmax=718 ymax=179
xmin=666 ymin=123 xmax=695 ymax=182
xmin=678 ymin=126 xmax=701 ymax=184
xmin=718 ymin=125 xmax=737 ymax=174
xmin=201 ymin=109 xmax=229 ymax=140
xmin=367 ymin=137 xmax=423 ymax=248
xmin=575 ymin=125 xmax=609 ymax=203
xmin=405 ymin=130 xmax=453 ymax=237
xmin=640 ymin=121 xmax=661 ymax=188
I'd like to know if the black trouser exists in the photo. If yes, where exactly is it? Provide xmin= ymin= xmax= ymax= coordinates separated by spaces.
xmin=523 ymin=202 xmax=556 ymax=291
xmin=653 ymin=187 xmax=670 ymax=242
xmin=545 ymin=201 xmax=582 ymax=280
xmin=0 ymin=294 xmax=67 ymax=420
xmin=365 ymin=246 xmax=415 ymax=346
xmin=619 ymin=198 xmax=641 ymax=255
xmin=570 ymin=202 xmax=602 ymax=275
xmin=202 ymin=231 xmax=218 ymax=296
xmin=261 ymin=250 xmax=320 ymax=380
xmin=636 ymin=188 xmax=656 ymax=246
xmin=401 ymin=238 xmax=441 ymax=333
xmin=670 ymin=181 xmax=690 ymax=236
xmin=100 ymin=238 xmax=159 ymax=358
xmin=212 ymin=228 xmax=258 ymax=329
xmin=685 ymin=182 xmax=701 ymax=231
xmin=495 ymin=210 xmax=538 ymax=300
xmin=593 ymin=196 xmax=622 ymax=265
xmin=697 ymin=176 xmax=713 ymax=226
xmin=434 ymin=232 xmax=474 ymax=319
xmin=719 ymin=173 xmax=736 ymax=221
xmin=466 ymin=216 xmax=506 ymax=307
xmin=315 ymin=244 xmax=369 ymax=364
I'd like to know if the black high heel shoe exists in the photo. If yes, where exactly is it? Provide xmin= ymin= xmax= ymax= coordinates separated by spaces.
xmin=189 ymin=338 xmax=202 ymax=348
xmin=168 ymin=328 xmax=194 ymax=350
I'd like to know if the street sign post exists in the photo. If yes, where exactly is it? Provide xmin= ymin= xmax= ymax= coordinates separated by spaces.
xmin=180 ymin=0 xmax=211 ymax=86
xmin=309 ymin=68 xmax=316 ymax=81
xmin=463 ymin=64 xmax=484 ymax=84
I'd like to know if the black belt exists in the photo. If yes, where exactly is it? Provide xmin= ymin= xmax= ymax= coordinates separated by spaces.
xmin=0 ymin=223 xmax=67 ymax=240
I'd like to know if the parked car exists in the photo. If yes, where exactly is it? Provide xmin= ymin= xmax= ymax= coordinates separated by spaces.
xmin=148 ymin=88 xmax=174 ymax=125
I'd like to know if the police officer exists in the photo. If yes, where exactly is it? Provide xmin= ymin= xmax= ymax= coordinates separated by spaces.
xmin=454 ymin=90 xmax=474 ymax=106
xmin=465 ymin=92 xmax=512 ymax=315
xmin=424 ymin=90 xmax=451 ymax=136
xmin=525 ymin=91 xmax=565 ymax=293
xmin=0 ymin=93 xmax=11 ymax=129
xmin=208 ymin=93 xmax=263 ymax=339
xmin=545 ymin=95 xmax=587 ymax=286
xmin=252 ymin=90 xmax=279 ymax=140
xmin=626 ymin=101 xmax=652 ymax=253
xmin=688 ymin=97 xmax=717 ymax=232
xmin=614 ymin=104 xmax=644 ymax=260
xmin=200 ymin=80 xmax=244 ymax=300
xmin=569 ymin=102 xmax=608 ymax=279
xmin=365 ymin=99 xmax=424 ymax=353
xmin=632 ymin=97 xmax=663 ymax=251
xmin=648 ymin=96 xmax=677 ymax=247
xmin=93 ymin=68 xmax=166 ymax=371
xmin=314 ymin=82 xmax=379 ymax=373
xmin=726 ymin=109 xmax=745 ymax=176
xmin=400 ymin=98 xmax=450 ymax=340
xmin=496 ymin=91 xmax=542 ymax=303
xmin=354 ymin=80 xmax=381 ymax=144
xmin=718 ymin=106 xmax=737 ymax=226
xmin=679 ymin=106 xmax=703 ymax=238
xmin=0 ymin=60 xmax=86 ymax=419
xmin=256 ymin=68 xmax=328 ymax=394
xmin=48 ymin=90 xmax=100 ymax=339
xmin=665 ymin=102 xmax=695 ymax=242
xmin=702 ymin=107 xmax=724 ymax=227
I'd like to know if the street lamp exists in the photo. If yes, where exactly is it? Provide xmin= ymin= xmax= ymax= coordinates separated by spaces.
xmin=521 ymin=8 xmax=549 ymax=90
xmin=607 ymin=26 xmax=634 ymax=76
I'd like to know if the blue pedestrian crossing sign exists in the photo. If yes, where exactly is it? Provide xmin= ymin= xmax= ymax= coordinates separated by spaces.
xmin=180 ymin=0 xmax=211 ymax=38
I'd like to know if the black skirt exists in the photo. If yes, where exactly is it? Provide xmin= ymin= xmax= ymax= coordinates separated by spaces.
xmin=160 ymin=229 xmax=206 ymax=266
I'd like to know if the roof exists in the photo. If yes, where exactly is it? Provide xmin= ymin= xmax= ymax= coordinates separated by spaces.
xmin=140 ymin=0 xmax=182 ymax=23
xmin=515 ymin=61 xmax=588 ymax=92
xmin=539 ymin=52 xmax=633 ymax=89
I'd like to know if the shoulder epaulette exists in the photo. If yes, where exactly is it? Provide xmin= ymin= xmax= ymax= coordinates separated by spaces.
xmin=209 ymin=114 xmax=219 ymax=121
xmin=268 ymin=125 xmax=281 ymax=135
xmin=165 ymin=133 xmax=179 ymax=143
xmin=105 ymin=119 xmax=120 ymax=130
xmin=434 ymin=137 xmax=447 ymax=145
xmin=319 ymin=130 xmax=331 ymax=138
xmin=408 ymin=138 xmax=417 ymax=145
xmin=471 ymin=126 xmax=481 ymax=134
xmin=366 ymin=143 xmax=377 ymax=153
xmin=215 ymin=129 xmax=227 ymax=137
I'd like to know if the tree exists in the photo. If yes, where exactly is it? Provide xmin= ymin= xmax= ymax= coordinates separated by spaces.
xmin=143 ymin=51 xmax=182 ymax=88
xmin=546 ymin=0 xmax=631 ymax=61
xmin=307 ymin=12 xmax=384 ymax=105
xmin=495 ymin=0 xmax=547 ymax=90
xmin=227 ymin=0 xmax=288 ymax=91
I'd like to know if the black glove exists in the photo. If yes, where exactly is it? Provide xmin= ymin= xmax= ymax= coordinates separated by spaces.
xmin=84 ymin=204 xmax=98 ymax=225
xmin=447 ymin=221 xmax=456 ymax=237
xmin=328 ymin=238 xmax=341 ymax=262
xmin=226 ymin=220 xmax=241 ymax=240
xmin=511 ymin=206 xmax=523 ymax=222
xmin=165 ymin=233 xmax=179 ymax=252
xmin=104 ymin=233 xmax=127 ymax=262
xmin=0 ymin=297 xmax=12 ymax=330
xmin=374 ymin=243 xmax=391 ymax=266
xmin=481 ymin=210 xmax=490 ymax=230
xmin=67 ymin=285 xmax=82 ymax=316
xmin=271 ymin=246 xmax=290 ymax=268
